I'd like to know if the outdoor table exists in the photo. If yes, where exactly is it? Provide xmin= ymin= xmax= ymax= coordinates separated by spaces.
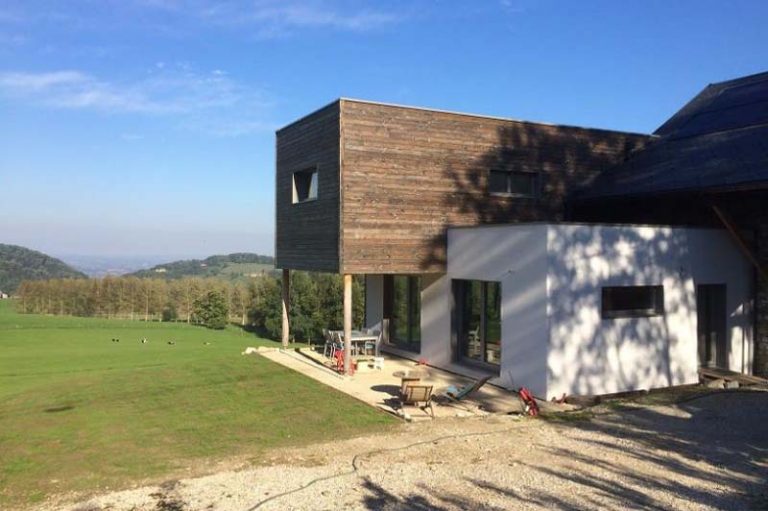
xmin=333 ymin=330 xmax=380 ymax=356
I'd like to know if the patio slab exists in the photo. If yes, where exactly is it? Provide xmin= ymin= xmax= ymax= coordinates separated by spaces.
xmin=258 ymin=348 xmax=527 ymax=420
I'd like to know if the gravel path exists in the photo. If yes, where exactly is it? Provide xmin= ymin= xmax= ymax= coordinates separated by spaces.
xmin=49 ymin=391 xmax=768 ymax=511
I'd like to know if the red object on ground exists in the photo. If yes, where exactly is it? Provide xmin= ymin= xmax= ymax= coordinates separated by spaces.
xmin=333 ymin=350 xmax=345 ymax=373
xmin=519 ymin=387 xmax=539 ymax=417
xmin=333 ymin=350 xmax=355 ymax=375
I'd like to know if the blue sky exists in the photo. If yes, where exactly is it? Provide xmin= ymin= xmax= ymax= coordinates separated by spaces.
xmin=1 ymin=0 xmax=766 ymax=259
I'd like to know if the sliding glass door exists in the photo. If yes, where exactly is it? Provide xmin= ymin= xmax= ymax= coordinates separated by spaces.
xmin=384 ymin=275 xmax=421 ymax=352
xmin=454 ymin=280 xmax=501 ymax=367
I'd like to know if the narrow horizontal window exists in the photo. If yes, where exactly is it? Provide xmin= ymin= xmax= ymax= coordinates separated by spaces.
xmin=602 ymin=286 xmax=664 ymax=319
xmin=292 ymin=167 xmax=318 ymax=203
xmin=488 ymin=170 xmax=538 ymax=198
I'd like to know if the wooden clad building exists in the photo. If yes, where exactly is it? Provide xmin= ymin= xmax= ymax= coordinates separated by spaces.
xmin=274 ymin=80 xmax=765 ymax=385
xmin=276 ymin=99 xmax=649 ymax=275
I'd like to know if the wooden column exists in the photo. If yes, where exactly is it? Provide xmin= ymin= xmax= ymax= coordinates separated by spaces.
xmin=343 ymin=274 xmax=353 ymax=375
xmin=281 ymin=268 xmax=290 ymax=348
xmin=711 ymin=205 xmax=768 ymax=283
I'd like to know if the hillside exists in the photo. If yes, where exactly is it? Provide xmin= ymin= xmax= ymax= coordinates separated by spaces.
xmin=0 ymin=244 xmax=87 ymax=294
xmin=127 ymin=253 xmax=276 ymax=281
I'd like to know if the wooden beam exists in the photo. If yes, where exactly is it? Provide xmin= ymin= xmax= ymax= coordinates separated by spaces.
xmin=711 ymin=204 xmax=768 ymax=283
xmin=343 ymin=274 xmax=353 ymax=375
xmin=281 ymin=269 xmax=290 ymax=348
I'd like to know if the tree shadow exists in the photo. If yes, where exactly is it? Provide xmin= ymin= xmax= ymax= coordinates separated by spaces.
xmin=359 ymin=476 xmax=509 ymax=511
xmin=430 ymin=121 xmax=753 ymax=397
xmin=484 ymin=392 xmax=768 ymax=510
xmin=423 ymin=122 xmax=647 ymax=270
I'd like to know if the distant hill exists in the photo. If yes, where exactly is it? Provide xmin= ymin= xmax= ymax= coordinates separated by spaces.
xmin=0 ymin=244 xmax=87 ymax=294
xmin=127 ymin=253 xmax=276 ymax=282
xmin=57 ymin=254 xmax=172 ymax=277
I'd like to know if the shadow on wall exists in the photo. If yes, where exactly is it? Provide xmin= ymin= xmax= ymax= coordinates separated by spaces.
xmin=546 ymin=226 xmax=696 ymax=396
xmin=422 ymin=122 xmax=645 ymax=271
xmin=423 ymin=122 xmax=754 ymax=396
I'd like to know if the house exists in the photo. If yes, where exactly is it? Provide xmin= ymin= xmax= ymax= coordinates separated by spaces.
xmin=0 ymin=291 xmax=8 ymax=299
xmin=574 ymin=71 xmax=768 ymax=380
xmin=275 ymin=72 xmax=767 ymax=398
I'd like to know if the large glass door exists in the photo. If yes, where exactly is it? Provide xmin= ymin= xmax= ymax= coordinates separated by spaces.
xmin=697 ymin=284 xmax=727 ymax=368
xmin=384 ymin=275 xmax=421 ymax=352
xmin=454 ymin=280 xmax=501 ymax=367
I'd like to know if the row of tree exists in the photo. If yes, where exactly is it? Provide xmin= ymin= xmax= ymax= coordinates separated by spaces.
xmin=15 ymin=273 xmax=364 ymax=341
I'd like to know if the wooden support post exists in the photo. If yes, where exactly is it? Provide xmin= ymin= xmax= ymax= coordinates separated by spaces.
xmin=343 ymin=274 xmax=353 ymax=375
xmin=281 ymin=268 xmax=290 ymax=348
xmin=711 ymin=205 xmax=768 ymax=283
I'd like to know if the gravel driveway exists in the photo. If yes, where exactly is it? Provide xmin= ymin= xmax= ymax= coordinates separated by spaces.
xmin=55 ymin=390 xmax=768 ymax=511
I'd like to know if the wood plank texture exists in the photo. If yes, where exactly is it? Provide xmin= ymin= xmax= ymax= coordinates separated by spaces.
xmin=275 ymin=101 xmax=341 ymax=272
xmin=339 ymin=100 xmax=650 ymax=274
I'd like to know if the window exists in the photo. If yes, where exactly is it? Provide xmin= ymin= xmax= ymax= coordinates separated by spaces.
xmin=454 ymin=280 xmax=501 ymax=366
xmin=292 ymin=167 xmax=318 ymax=203
xmin=489 ymin=170 xmax=538 ymax=198
xmin=384 ymin=276 xmax=421 ymax=352
xmin=602 ymin=286 xmax=664 ymax=319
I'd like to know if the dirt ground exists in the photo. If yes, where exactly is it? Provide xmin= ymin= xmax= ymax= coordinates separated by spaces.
xmin=48 ymin=390 xmax=768 ymax=511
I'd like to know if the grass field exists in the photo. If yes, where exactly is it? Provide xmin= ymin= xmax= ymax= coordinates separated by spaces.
xmin=0 ymin=301 xmax=394 ymax=508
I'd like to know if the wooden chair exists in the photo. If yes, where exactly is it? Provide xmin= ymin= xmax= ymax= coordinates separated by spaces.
xmin=400 ymin=384 xmax=434 ymax=418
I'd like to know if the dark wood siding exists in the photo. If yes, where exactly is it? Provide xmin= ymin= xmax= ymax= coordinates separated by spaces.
xmin=275 ymin=102 xmax=341 ymax=272
xmin=339 ymin=100 xmax=649 ymax=274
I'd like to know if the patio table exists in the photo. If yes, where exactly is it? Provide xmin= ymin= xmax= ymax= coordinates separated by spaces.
xmin=332 ymin=330 xmax=380 ymax=356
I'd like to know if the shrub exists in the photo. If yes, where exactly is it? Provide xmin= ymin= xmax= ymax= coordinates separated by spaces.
xmin=192 ymin=290 xmax=228 ymax=329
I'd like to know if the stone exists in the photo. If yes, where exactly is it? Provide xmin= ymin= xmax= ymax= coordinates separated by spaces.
xmin=705 ymin=378 xmax=726 ymax=389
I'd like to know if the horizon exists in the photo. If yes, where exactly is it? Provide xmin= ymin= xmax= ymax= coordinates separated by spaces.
xmin=1 ymin=0 xmax=767 ymax=257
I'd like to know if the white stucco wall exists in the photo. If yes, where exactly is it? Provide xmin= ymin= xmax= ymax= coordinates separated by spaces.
xmin=446 ymin=223 xmax=753 ymax=399
xmin=448 ymin=224 xmax=550 ymax=395
xmin=420 ymin=274 xmax=453 ymax=367
xmin=545 ymin=224 xmax=752 ymax=398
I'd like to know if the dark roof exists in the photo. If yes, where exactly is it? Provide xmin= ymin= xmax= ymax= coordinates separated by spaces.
xmin=580 ymin=71 xmax=768 ymax=199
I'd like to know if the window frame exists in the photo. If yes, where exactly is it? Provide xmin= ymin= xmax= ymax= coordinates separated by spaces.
xmin=601 ymin=285 xmax=665 ymax=319
xmin=488 ymin=169 xmax=540 ymax=198
xmin=291 ymin=166 xmax=319 ymax=204
xmin=383 ymin=275 xmax=421 ymax=352
xmin=453 ymin=279 xmax=502 ymax=370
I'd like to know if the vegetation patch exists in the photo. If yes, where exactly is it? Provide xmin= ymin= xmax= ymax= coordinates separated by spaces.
xmin=0 ymin=302 xmax=394 ymax=508
xmin=0 ymin=243 xmax=86 ymax=294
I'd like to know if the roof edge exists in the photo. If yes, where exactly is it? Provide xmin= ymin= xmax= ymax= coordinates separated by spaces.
xmin=276 ymin=99 xmax=342 ymax=133
xmin=277 ymin=97 xmax=652 ymax=138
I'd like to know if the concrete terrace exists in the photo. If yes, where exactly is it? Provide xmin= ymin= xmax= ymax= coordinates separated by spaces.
xmin=257 ymin=348 xmax=538 ymax=420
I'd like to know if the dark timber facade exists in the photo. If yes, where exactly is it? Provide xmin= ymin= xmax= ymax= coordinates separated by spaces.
xmin=276 ymin=99 xmax=649 ymax=275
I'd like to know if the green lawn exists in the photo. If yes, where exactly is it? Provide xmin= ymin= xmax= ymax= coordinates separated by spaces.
xmin=0 ymin=301 xmax=394 ymax=508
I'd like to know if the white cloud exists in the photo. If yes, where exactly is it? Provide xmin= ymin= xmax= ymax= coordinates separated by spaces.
xmin=238 ymin=3 xmax=399 ymax=30
xmin=137 ymin=0 xmax=400 ymax=35
xmin=0 ymin=70 xmax=85 ymax=90
xmin=0 ymin=65 xmax=274 ymax=136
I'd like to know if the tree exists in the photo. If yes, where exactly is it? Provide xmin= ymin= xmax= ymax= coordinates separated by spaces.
xmin=192 ymin=290 xmax=229 ymax=330
xmin=230 ymin=283 xmax=250 ymax=326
